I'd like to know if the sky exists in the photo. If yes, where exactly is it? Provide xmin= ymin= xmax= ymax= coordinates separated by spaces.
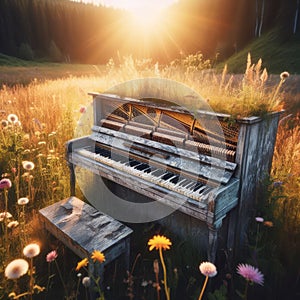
xmin=71 ymin=0 xmax=178 ymax=13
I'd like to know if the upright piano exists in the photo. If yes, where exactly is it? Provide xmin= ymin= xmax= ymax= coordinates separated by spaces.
xmin=66 ymin=93 xmax=281 ymax=261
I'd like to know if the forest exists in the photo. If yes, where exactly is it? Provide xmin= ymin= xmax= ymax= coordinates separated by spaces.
xmin=0 ymin=0 xmax=299 ymax=64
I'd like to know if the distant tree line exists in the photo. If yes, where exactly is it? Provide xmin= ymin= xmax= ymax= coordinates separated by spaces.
xmin=0 ymin=0 xmax=299 ymax=63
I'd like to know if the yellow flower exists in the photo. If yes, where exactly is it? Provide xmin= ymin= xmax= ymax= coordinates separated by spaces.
xmin=75 ymin=258 xmax=88 ymax=271
xmin=148 ymin=235 xmax=172 ymax=251
xmin=91 ymin=250 xmax=105 ymax=263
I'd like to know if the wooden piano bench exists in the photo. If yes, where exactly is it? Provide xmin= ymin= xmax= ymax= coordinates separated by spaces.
xmin=39 ymin=197 xmax=133 ymax=286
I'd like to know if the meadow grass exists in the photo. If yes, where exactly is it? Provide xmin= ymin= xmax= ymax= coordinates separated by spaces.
xmin=0 ymin=56 xmax=299 ymax=299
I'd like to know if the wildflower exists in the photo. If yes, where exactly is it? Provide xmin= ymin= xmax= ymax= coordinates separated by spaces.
xmin=7 ymin=114 xmax=18 ymax=124
xmin=255 ymin=217 xmax=264 ymax=223
xmin=91 ymin=250 xmax=105 ymax=263
xmin=23 ymin=243 xmax=40 ymax=258
xmin=148 ymin=235 xmax=171 ymax=300
xmin=1 ymin=119 xmax=8 ymax=127
xmin=7 ymin=220 xmax=19 ymax=228
xmin=79 ymin=105 xmax=87 ymax=113
xmin=0 ymin=212 xmax=13 ymax=221
xmin=0 ymin=178 xmax=12 ymax=189
xmin=148 ymin=235 xmax=172 ymax=251
xmin=264 ymin=221 xmax=274 ymax=227
xmin=198 ymin=262 xmax=217 ymax=300
xmin=75 ymin=258 xmax=88 ymax=271
xmin=199 ymin=262 xmax=217 ymax=277
xmin=280 ymin=71 xmax=290 ymax=81
xmin=17 ymin=197 xmax=29 ymax=205
xmin=5 ymin=259 xmax=29 ymax=279
xmin=82 ymin=276 xmax=91 ymax=288
xmin=237 ymin=263 xmax=264 ymax=285
xmin=22 ymin=161 xmax=35 ymax=171
xmin=11 ymin=167 xmax=17 ymax=174
xmin=46 ymin=250 xmax=58 ymax=263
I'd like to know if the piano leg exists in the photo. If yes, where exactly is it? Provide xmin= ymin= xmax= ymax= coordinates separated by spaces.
xmin=68 ymin=162 xmax=76 ymax=196
xmin=207 ymin=225 xmax=219 ymax=263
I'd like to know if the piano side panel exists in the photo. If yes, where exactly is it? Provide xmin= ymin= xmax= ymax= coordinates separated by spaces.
xmin=234 ymin=112 xmax=282 ymax=248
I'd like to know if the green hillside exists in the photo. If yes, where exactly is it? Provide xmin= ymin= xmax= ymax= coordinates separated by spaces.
xmin=0 ymin=53 xmax=36 ymax=66
xmin=222 ymin=28 xmax=300 ymax=74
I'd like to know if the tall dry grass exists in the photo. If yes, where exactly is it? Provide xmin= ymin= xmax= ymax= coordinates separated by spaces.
xmin=0 ymin=54 xmax=299 ymax=299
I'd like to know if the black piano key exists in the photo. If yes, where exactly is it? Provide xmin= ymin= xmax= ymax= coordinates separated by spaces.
xmin=135 ymin=163 xmax=150 ymax=171
xmin=129 ymin=160 xmax=140 ymax=167
xmin=193 ymin=183 xmax=203 ymax=192
xmin=169 ymin=175 xmax=180 ymax=184
xmin=162 ymin=172 xmax=174 ymax=181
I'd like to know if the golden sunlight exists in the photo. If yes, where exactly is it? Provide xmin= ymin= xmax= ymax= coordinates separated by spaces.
xmin=77 ymin=0 xmax=177 ymax=30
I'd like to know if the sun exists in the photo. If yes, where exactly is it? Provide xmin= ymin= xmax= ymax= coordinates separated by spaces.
xmin=87 ymin=0 xmax=178 ymax=30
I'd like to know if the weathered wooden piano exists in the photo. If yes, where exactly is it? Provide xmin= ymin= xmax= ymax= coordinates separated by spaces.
xmin=66 ymin=93 xmax=281 ymax=262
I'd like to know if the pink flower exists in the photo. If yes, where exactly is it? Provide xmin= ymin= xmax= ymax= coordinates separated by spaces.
xmin=237 ymin=263 xmax=264 ymax=285
xmin=79 ymin=106 xmax=87 ymax=113
xmin=0 ymin=178 xmax=12 ymax=189
xmin=46 ymin=250 xmax=58 ymax=262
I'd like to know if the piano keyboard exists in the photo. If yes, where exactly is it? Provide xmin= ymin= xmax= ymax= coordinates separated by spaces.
xmin=75 ymin=147 xmax=216 ymax=202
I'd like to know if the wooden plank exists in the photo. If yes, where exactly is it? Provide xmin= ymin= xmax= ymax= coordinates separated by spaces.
xmin=39 ymin=197 xmax=133 ymax=263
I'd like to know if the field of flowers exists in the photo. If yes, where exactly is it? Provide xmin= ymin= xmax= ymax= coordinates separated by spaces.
xmin=0 ymin=55 xmax=299 ymax=299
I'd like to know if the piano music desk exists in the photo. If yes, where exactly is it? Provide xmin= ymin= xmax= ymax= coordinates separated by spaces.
xmin=39 ymin=197 xmax=133 ymax=284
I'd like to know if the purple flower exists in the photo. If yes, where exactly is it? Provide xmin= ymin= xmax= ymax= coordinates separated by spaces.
xmin=255 ymin=217 xmax=264 ymax=223
xmin=237 ymin=263 xmax=264 ymax=285
xmin=0 ymin=178 xmax=12 ymax=189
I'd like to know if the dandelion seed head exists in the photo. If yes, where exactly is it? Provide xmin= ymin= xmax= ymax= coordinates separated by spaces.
xmin=199 ymin=262 xmax=217 ymax=277
xmin=82 ymin=276 xmax=91 ymax=287
xmin=5 ymin=259 xmax=29 ymax=279
xmin=237 ymin=263 xmax=264 ymax=285
xmin=23 ymin=243 xmax=40 ymax=258
xmin=17 ymin=197 xmax=29 ymax=206
xmin=22 ymin=161 xmax=35 ymax=171
xmin=7 ymin=114 xmax=18 ymax=124
xmin=280 ymin=71 xmax=290 ymax=80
